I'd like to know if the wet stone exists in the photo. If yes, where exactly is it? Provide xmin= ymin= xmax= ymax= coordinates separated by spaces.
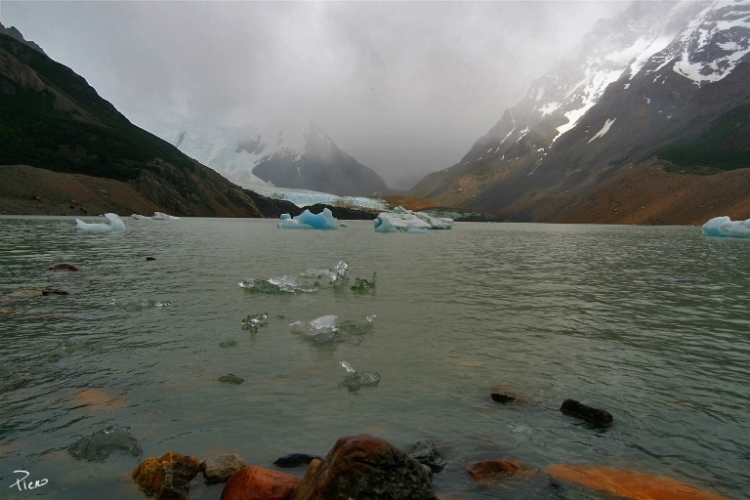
xmin=219 ymin=374 xmax=244 ymax=385
xmin=201 ymin=454 xmax=246 ymax=484
xmin=68 ymin=425 xmax=142 ymax=462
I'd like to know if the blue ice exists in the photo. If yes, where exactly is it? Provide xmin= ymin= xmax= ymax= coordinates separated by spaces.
xmin=702 ymin=216 xmax=750 ymax=238
xmin=277 ymin=208 xmax=339 ymax=230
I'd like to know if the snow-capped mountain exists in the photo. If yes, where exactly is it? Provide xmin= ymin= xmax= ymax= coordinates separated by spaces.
xmin=411 ymin=0 xmax=750 ymax=217
xmin=251 ymin=124 xmax=388 ymax=196
xmin=135 ymin=115 xmax=388 ymax=197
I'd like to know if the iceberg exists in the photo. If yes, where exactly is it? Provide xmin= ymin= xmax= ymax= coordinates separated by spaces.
xmin=152 ymin=212 xmax=181 ymax=220
xmin=702 ymin=216 xmax=750 ymax=238
xmin=277 ymin=208 xmax=339 ymax=230
xmin=75 ymin=213 xmax=126 ymax=232
xmin=373 ymin=206 xmax=453 ymax=233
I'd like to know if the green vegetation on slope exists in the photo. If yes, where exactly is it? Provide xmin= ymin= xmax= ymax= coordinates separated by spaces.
xmin=0 ymin=33 xmax=194 ymax=181
xmin=657 ymin=106 xmax=750 ymax=172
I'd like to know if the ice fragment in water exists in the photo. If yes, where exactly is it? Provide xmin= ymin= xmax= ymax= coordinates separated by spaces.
xmin=290 ymin=314 xmax=338 ymax=342
xmin=277 ymin=208 xmax=339 ymax=230
xmin=702 ymin=216 xmax=750 ymax=238
xmin=242 ymin=312 xmax=269 ymax=332
xmin=373 ymin=206 xmax=453 ymax=233
xmin=351 ymin=272 xmax=377 ymax=291
xmin=75 ymin=213 xmax=126 ymax=232
xmin=338 ymin=360 xmax=380 ymax=392
xmin=239 ymin=276 xmax=316 ymax=294
xmin=68 ymin=425 xmax=142 ymax=462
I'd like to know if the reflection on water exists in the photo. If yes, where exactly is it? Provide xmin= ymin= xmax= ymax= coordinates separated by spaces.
xmin=0 ymin=216 xmax=748 ymax=499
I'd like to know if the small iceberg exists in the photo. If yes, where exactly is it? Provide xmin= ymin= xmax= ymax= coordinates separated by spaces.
xmin=277 ymin=208 xmax=339 ymax=230
xmin=374 ymin=206 xmax=453 ymax=233
xmin=75 ymin=213 xmax=126 ymax=232
xmin=131 ymin=212 xmax=181 ymax=221
xmin=702 ymin=216 xmax=750 ymax=238
xmin=152 ymin=212 xmax=181 ymax=221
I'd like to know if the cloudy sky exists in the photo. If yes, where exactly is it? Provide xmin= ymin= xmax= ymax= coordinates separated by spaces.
xmin=2 ymin=0 xmax=629 ymax=189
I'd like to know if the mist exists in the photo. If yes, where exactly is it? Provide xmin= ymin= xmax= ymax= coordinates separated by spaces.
xmin=3 ymin=1 xmax=630 ymax=190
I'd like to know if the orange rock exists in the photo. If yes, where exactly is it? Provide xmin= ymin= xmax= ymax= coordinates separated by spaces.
xmin=466 ymin=459 xmax=536 ymax=484
xmin=131 ymin=452 xmax=200 ymax=500
xmin=220 ymin=465 xmax=301 ymax=500
xmin=296 ymin=434 xmax=436 ymax=500
xmin=74 ymin=389 xmax=128 ymax=410
xmin=546 ymin=464 xmax=727 ymax=500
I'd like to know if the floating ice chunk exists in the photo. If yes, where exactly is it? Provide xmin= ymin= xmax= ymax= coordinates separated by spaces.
xmin=277 ymin=208 xmax=339 ymax=230
xmin=75 ymin=213 xmax=126 ymax=232
xmin=152 ymin=212 xmax=181 ymax=220
xmin=374 ymin=206 xmax=453 ymax=233
xmin=242 ymin=312 xmax=269 ymax=332
xmin=702 ymin=216 xmax=750 ymax=238
xmin=300 ymin=260 xmax=349 ymax=287
xmin=131 ymin=214 xmax=151 ymax=220
xmin=239 ymin=275 xmax=316 ymax=293
xmin=338 ymin=360 xmax=380 ymax=392
xmin=351 ymin=272 xmax=377 ymax=292
xmin=290 ymin=314 xmax=338 ymax=342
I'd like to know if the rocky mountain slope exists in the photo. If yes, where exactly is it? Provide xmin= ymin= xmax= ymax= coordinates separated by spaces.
xmin=0 ymin=24 xmax=295 ymax=217
xmin=411 ymin=0 xmax=750 ymax=224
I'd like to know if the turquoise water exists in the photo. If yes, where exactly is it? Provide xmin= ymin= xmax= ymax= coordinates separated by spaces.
xmin=0 ymin=216 xmax=748 ymax=499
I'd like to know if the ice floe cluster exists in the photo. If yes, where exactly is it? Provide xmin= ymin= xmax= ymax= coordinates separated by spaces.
xmin=132 ymin=212 xmax=181 ymax=220
xmin=238 ymin=260 xmax=352 ymax=293
xmin=701 ymin=216 xmax=750 ymax=239
xmin=374 ymin=206 xmax=454 ymax=233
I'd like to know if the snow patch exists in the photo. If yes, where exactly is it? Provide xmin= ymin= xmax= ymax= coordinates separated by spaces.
xmin=587 ymin=118 xmax=616 ymax=144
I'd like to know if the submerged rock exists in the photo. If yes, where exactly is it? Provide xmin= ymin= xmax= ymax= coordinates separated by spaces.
xmin=68 ymin=425 xmax=142 ymax=462
xmin=410 ymin=439 xmax=446 ymax=473
xmin=560 ymin=399 xmax=613 ymax=427
xmin=220 ymin=465 xmax=301 ymax=500
xmin=273 ymin=453 xmax=322 ymax=468
xmin=49 ymin=263 xmax=79 ymax=271
xmin=546 ymin=464 xmax=727 ymax=500
xmin=131 ymin=451 xmax=200 ymax=500
xmin=466 ymin=459 xmax=536 ymax=484
xmin=201 ymin=454 xmax=246 ymax=484
xmin=296 ymin=434 xmax=436 ymax=500
xmin=218 ymin=374 xmax=245 ymax=385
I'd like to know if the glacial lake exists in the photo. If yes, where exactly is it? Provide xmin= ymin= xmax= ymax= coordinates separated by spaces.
xmin=1 ymin=216 xmax=748 ymax=499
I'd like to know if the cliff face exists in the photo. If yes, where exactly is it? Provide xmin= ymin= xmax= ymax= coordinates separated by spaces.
xmin=0 ymin=26 xmax=291 ymax=217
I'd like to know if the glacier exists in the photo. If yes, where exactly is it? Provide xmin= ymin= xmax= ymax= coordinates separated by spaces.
xmin=374 ymin=206 xmax=454 ymax=233
xmin=75 ymin=213 xmax=126 ymax=232
xmin=701 ymin=216 xmax=750 ymax=239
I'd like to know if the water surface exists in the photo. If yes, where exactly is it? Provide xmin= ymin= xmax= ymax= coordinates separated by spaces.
xmin=1 ymin=217 xmax=748 ymax=499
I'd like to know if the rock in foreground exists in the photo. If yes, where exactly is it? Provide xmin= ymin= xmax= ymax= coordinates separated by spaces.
xmin=296 ymin=434 xmax=437 ymax=500
xmin=547 ymin=464 xmax=727 ymax=500
xmin=220 ymin=465 xmax=301 ymax=500
xmin=131 ymin=452 xmax=200 ymax=500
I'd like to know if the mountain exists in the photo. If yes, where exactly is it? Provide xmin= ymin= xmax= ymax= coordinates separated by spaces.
xmin=411 ymin=0 xmax=750 ymax=224
xmin=251 ymin=124 xmax=389 ymax=196
xmin=0 ymin=23 xmax=296 ymax=217
xmin=137 ymin=116 xmax=389 ymax=197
